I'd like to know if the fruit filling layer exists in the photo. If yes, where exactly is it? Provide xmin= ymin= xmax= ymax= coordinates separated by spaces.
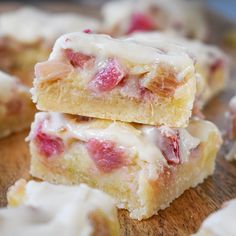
xmin=28 ymin=112 xmax=200 ymax=178
xmin=34 ymin=32 xmax=195 ymax=99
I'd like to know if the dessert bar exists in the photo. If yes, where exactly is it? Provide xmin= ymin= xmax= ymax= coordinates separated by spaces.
xmin=33 ymin=32 xmax=197 ymax=127
xmin=28 ymin=112 xmax=222 ymax=220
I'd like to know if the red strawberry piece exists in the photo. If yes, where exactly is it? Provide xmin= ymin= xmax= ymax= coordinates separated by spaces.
xmin=86 ymin=138 xmax=126 ymax=173
xmin=35 ymin=124 xmax=64 ymax=158
xmin=140 ymin=85 xmax=153 ymax=100
xmin=6 ymin=98 xmax=22 ymax=115
xmin=89 ymin=58 xmax=125 ymax=92
xmin=127 ymin=12 xmax=155 ymax=34
xmin=83 ymin=29 xmax=92 ymax=33
xmin=156 ymin=129 xmax=181 ymax=165
xmin=210 ymin=58 xmax=224 ymax=74
xmin=64 ymin=49 xmax=93 ymax=68
xmin=35 ymin=60 xmax=73 ymax=80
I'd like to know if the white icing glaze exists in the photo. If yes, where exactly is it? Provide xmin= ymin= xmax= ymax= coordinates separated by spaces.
xmin=28 ymin=112 xmax=200 ymax=179
xmin=1 ymin=181 xmax=116 ymax=236
xmin=0 ymin=7 xmax=100 ymax=43
xmin=179 ymin=128 xmax=201 ymax=162
xmin=50 ymin=32 xmax=195 ymax=82
xmin=193 ymin=199 xmax=236 ymax=236
xmin=187 ymin=119 xmax=221 ymax=144
xmin=127 ymin=31 xmax=228 ymax=70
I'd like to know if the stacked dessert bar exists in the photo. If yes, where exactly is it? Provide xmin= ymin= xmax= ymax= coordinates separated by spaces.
xmin=28 ymin=32 xmax=222 ymax=220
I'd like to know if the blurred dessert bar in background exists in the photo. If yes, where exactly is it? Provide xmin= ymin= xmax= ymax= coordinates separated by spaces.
xmin=0 ymin=7 xmax=100 ymax=86
xmin=101 ymin=0 xmax=207 ymax=39
xmin=0 ymin=71 xmax=35 ymax=139
xmin=4 ymin=179 xmax=120 ymax=236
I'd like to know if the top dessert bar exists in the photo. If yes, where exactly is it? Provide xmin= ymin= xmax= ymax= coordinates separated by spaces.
xmin=0 ymin=7 xmax=100 ymax=86
xmin=127 ymin=32 xmax=230 ymax=107
xmin=33 ymin=32 xmax=196 ymax=127
xmin=101 ymin=0 xmax=207 ymax=40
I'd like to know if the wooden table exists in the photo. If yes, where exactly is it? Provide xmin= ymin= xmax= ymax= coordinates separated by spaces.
xmin=0 ymin=4 xmax=236 ymax=236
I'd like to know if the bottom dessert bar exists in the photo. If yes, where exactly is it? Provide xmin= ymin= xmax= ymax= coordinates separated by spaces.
xmin=4 ymin=179 xmax=120 ymax=236
xmin=0 ymin=71 xmax=35 ymax=138
xmin=28 ymin=112 xmax=222 ymax=220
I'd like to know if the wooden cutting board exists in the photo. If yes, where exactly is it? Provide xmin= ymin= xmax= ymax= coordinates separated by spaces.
xmin=1 ymin=4 xmax=236 ymax=236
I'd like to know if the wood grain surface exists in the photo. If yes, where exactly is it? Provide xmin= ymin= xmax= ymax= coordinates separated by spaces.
xmin=0 ymin=4 xmax=236 ymax=236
